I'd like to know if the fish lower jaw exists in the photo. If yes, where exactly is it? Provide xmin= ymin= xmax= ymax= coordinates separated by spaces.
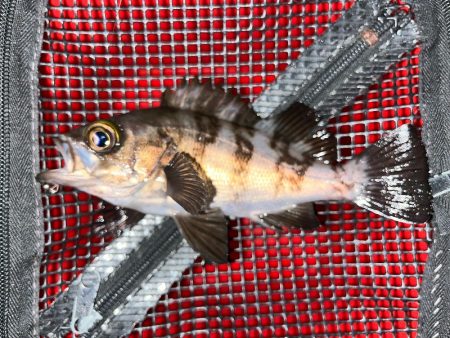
xmin=36 ymin=168 xmax=72 ymax=184
xmin=37 ymin=168 xmax=103 ymax=194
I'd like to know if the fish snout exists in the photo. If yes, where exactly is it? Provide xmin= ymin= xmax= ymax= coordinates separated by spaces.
xmin=35 ymin=171 xmax=48 ymax=183
xmin=35 ymin=135 xmax=75 ymax=184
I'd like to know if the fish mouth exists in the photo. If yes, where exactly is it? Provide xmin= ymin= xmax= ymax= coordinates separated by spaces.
xmin=36 ymin=136 xmax=84 ymax=185
xmin=54 ymin=137 xmax=75 ymax=173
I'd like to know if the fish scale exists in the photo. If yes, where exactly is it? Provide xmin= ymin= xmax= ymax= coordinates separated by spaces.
xmin=174 ymin=125 xmax=307 ymax=216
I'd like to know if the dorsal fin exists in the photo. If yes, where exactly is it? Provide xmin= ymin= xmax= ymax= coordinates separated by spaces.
xmin=161 ymin=78 xmax=260 ymax=128
xmin=256 ymin=102 xmax=337 ymax=164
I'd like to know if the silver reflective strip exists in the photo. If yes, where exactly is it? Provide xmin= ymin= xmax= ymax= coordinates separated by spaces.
xmin=92 ymin=244 xmax=197 ymax=338
xmin=40 ymin=216 xmax=167 ymax=336
xmin=313 ymin=17 xmax=419 ymax=120
xmin=252 ymin=0 xmax=378 ymax=117
xmin=253 ymin=4 xmax=419 ymax=123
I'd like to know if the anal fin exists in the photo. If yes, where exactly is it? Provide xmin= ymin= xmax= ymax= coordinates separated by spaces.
xmin=258 ymin=203 xmax=320 ymax=230
xmin=174 ymin=208 xmax=228 ymax=264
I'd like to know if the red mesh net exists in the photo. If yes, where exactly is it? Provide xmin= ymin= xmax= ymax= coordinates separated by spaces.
xmin=38 ymin=0 xmax=430 ymax=337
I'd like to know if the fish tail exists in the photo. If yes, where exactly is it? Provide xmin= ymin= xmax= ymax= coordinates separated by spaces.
xmin=341 ymin=124 xmax=432 ymax=223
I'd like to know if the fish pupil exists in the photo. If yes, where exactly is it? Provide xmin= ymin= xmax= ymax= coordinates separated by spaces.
xmin=93 ymin=131 xmax=110 ymax=148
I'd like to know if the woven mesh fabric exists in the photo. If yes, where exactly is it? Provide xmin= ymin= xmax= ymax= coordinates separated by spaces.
xmin=38 ymin=0 xmax=431 ymax=337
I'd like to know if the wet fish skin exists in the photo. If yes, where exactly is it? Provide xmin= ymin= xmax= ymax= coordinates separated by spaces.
xmin=36 ymin=81 xmax=432 ymax=263
xmin=38 ymin=110 xmax=336 ymax=216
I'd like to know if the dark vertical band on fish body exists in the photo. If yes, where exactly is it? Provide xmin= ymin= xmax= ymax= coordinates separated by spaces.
xmin=193 ymin=114 xmax=221 ymax=145
xmin=273 ymin=162 xmax=308 ymax=198
xmin=260 ymin=102 xmax=337 ymax=166
xmin=156 ymin=127 xmax=170 ymax=141
xmin=231 ymin=129 xmax=254 ymax=199
xmin=191 ymin=114 xmax=222 ymax=162
xmin=271 ymin=141 xmax=310 ymax=197
xmin=234 ymin=132 xmax=254 ymax=164
xmin=254 ymin=102 xmax=338 ymax=196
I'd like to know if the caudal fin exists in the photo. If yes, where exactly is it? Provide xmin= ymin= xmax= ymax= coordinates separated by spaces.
xmin=344 ymin=124 xmax=432 ymax=223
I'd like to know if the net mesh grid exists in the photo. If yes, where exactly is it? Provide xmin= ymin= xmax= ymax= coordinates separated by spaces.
xmin=37 ymin=0 xmax=431 ymax=337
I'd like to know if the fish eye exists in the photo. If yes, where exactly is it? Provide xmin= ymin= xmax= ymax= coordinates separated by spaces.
xmin=92 ymin=130 xmax=110 ymax=147
xmin=84 ymin=120 xmax=121 ymax=153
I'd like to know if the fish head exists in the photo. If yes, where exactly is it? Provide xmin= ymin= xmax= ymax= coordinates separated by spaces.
xmin=36 ymin=117 xmax=169 ymax=201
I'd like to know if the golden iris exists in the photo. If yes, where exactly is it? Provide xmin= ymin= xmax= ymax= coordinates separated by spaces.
xmin=84 ymin=120 xmax=121 ymax=153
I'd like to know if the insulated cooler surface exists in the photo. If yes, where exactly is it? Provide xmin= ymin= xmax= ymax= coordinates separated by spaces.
xmin=37 ymin=0 xmax=431 ymax=336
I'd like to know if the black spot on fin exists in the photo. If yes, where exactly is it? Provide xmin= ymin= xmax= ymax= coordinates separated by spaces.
xmin=164 ymin=152 xmax=216 ymax=214
xmin=345 ymin=124 xmax=432 ymax=223
xmin=174 ymin=208 xmax=228 ymax=263
xmin=161 ymin=78 xmax=260 ymax=128
xmin=257 ymin=102 xmax=336 ymax=164
xmin=93 ymin=204 xmax=146 ymax=236
xmin=259 ymin=203 xmax=320 ymax=230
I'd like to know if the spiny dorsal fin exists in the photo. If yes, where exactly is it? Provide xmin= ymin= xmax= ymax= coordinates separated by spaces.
xmin=174 ymin=208 xmax=228 ymax=264
xmin=256 ymin=102 xmax=337 ymax=164
xmin=161 ymin=78 xmax=260 ymax=128
xmin=258 ymin=203 xmax=320 ymax=230
xmin=164 ymin=152 xmax=216 ymax=214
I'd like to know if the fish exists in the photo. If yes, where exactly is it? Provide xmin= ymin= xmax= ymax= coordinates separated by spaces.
xmin=36 ymin=79 xmax=432 ymax=263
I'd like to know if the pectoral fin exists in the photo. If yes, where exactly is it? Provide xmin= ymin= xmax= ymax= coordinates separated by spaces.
xmin=174 ymin=208 xmax=228 ymax=263
xmin=259 ymin=203 xmax=320 ymax=230
xmin=164 ymin=152 xmax=216 ymax=214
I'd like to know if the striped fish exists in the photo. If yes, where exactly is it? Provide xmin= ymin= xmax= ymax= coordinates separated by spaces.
xmin=37 ymin=80 xmax=432 ymax=263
